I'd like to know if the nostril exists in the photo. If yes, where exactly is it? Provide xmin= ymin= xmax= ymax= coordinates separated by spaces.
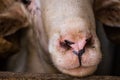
xmin=21 ymin=0 xmax=31 ymax=5
xmin=60 ymin=40 xmax=74 ymax=50
xmin=64 ymin=40 xmax=75 ymax=45
xmin=78 ymin=48 xmax=85 ymax=56
xmin=85 ymin=37 xmax=93 ymax=47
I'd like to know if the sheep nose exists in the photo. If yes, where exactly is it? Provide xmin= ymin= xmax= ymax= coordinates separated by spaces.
xmin=73 ymin=48 xmax=85 ymax=66
xmin=60 ymin=40 xmax=75 ymax=50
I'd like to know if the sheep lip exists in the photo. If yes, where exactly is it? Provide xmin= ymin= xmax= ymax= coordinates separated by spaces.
xmin=59 ymin=64 xmax=96 ymax=71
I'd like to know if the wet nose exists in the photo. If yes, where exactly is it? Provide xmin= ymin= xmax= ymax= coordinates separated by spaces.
xmin=73 ymin=48 xmax=85 ymax=65
xmin=72 ymin=38 xmax=92 ymax=66
xmin=60 ymin=38 xmax=92 ymax=66
xmin=60 ymin=39 xmax=86 ymax=66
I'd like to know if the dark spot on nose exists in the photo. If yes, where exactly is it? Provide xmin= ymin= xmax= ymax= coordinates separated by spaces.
xmin=60 ymin=40 xmax=74 ymax=50
xmin=21 ymin=0 xmax=31 ymax=5
xmin=64 ymin=40 xmax=75 ymax=45
xmin=78 ymin=48 xmax=85 ymax=65
xmin=85 ymin=37 xmax=92 ymax=47
xmin=73 ymin=48 xmax=85 ymax=66
xmin=72 ymin=37 xmax=92 ymax=65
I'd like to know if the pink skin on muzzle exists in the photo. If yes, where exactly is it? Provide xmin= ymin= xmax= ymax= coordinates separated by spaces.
xmin=26 ymin=0 xmax=102 ymax=77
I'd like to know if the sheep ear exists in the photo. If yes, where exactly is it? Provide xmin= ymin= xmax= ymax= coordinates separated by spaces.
xmin=94 ymin=0 xmax=120 ymax=27
xmin=0 ymin=2 xmax=30 ymax=36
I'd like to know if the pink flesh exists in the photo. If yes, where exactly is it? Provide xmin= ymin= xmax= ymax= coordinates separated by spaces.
xmin=70 ymin=39 xmax=86 ymax=52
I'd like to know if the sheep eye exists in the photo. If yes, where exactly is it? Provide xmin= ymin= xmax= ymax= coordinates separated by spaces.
xmin=21 ymin=0 xmax=31 ymax=5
